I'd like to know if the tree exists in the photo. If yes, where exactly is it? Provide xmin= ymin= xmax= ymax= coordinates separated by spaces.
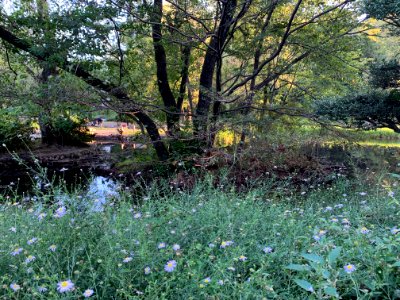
xmin=315 ymin=1 xmax=400 ymax=134
xmin=0 ymin=0 xmax=362 ymax=160
xmin=315 ymin=89 xmax=400 ymax=132
xmin=364 ymin=0 xmax=400 ymax=30
xmin=370 ymin=60 xmax=400 ymax=89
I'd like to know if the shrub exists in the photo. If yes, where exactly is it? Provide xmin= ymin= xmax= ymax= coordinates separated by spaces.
xmin=0 ymin=110 xmax=33 ymax=152
xmin=51 ymin=115 xmax=94 ymax=146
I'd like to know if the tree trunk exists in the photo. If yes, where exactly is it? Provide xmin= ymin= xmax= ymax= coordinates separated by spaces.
xmin=0 ymin=24 xmax=170 ymax=161
xmin=239 ymin=1 xmax=278 ymax=151
xmin=208 ymin=57 xmax=223 ymax=148
xmin=151 ymin=0 xmax=180 ymax=135
xmin=176 ymin=45 xmax=191 ymax=113
xmin=194 ymin=0 xmax=238 ymax=145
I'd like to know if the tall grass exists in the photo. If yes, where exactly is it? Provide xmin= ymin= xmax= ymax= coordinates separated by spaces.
xmin=1 ymin=177 xmax=399 ymax=299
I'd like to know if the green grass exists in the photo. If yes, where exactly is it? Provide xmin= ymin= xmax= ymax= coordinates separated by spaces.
xmin=356 ymin=141 xmax=400 ymax=148
xmin=1 ymin=179 xmax=399 ymax=299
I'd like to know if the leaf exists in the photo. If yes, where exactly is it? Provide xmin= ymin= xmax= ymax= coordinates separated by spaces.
xmin=286 ymin=264 xmax=311 ymax=271
xmin=324 ymin=286 xmax=339 ymax=298
xmin=322 ymin=269 xmax=331 ymax=279
xmin=294 ymin=279 xmax=314 ymax=293
xmin=389 ymin=173 xmax=400 ymax=179
xmin=328 ymin=247 xmax=342 ymax=266
xmin=392 ymin=261 xmax=400 ymax=267
xmin=302 ymin=253 xmax=324 ymax=264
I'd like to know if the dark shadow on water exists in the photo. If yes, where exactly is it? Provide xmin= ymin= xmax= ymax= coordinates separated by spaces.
xmin=300 ymin=142 xmax=400 ymax=174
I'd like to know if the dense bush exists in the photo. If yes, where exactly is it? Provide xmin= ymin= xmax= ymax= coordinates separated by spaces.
xmin=1 ymin=179 xmax=399 ymax=299
xmin=51 ymin=115 xmax=94 ymax=146
xmin=370 ymin=60 xmax=400 ymax=89
xmin=0 ymin=111 xmax=34 ymax=152
xmin=315 ymin=89 xmax=400 ymax=132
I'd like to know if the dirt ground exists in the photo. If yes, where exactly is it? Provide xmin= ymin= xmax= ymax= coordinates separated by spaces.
xmin=88 ymin=126 xmax=137 ymax=137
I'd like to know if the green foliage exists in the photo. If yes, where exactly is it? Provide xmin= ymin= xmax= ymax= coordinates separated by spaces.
xmin=0 ymin=110 xmax=33 ymax=151
xmin=315 ymin=89 xmax=400 ymax=131
xmin=50 ymin=115 xmax=94 ymax=146
xmin=315 ymin=50 xmax=400 ymax=133
xmin=364 ymin=0 xmax=400 ymax=26
xmin=370 ymin=60 xmax=400 ymax=89
xmin=0 ymin=178 xmax=399 ymax=299
xmin=1 ymin=0 xmax=370 ymax=157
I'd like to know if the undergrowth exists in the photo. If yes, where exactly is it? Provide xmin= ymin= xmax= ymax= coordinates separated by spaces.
xmin=0 ymin=175 xmax=399 ymax=299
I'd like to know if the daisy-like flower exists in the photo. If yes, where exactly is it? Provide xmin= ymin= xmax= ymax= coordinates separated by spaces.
xmin=172 ymin=244 xmax=181 ymax=251
xmin=57 ymin=280 xmax=74 ymax=293
xmin=38 ymin=213 xmax=47 ymax=221
xmin=318 ymin=230 xmax=327 ymax=236
xmin=388 ymin=191 xmax=395 ymax=198
xmin=37 ymin=286 xmax=48 ymax=293
xmin=335 ymin=204 xmax=344 ymax=209
xmin=313 ymin=235 xmax=321 ymax=241
xmin=391 ymin=227 xmax=399 ymax=235
xmin=239 ymin=255 xmax=247 ymax=262
xmin=227 ymin=266 xmax=236 ymax=271
xmin=25 ymin=255 xmax=36 ymax=263
xmin=263 ymin=246 xmax=273 ymax=254
xmin=341 ymin=218 xmax=350 ymax=225
xmin=54 ymin=206 xmax=67 ymax=218
xmin=144 ymin=267 xmax=151 ymax=275
xmin=10 ymin=283 xmax=21 ymax=292
xmin=133 ymin=212 xmax=142 ymax=219
xmin=359 ymin=192 xmax=367 ymax=196
xmin=164 ymin=260 xmax=177 ymax=272
xmin=9 ymin=227 xmax=17 ymax=233
xmin=343 ymin=264 xmax=356 ymax=274
xmin=27 ymin=237 xmax=38 ymax=245
xmin=83 ymin=289 xmax=94 ymax=298
xmin=360 ymin=227 xmax=370 ymax=234
xmin=49 ymin=245 xmax=57 ymax=252
xmin=11 ymin=247 xmax=23 ymax=256
xmin=208 ymin=243 xmax=215 ymax=248
xmin=331 ymin=218 xmax=339 ymax=223
xmin=203 ymin=277 xmax=211 ymax=284
xmin=218 ymin=280 xmax=224 ymax=285
xmin=158 ymin=242 xmax=166 ymax=249
xmin=324 ymin=206 xmax=333 ymax=212
xmin=220 ymin=241 xmax=234 ymax=248
xmin=123 ymin=257 xmax=133 ymax=263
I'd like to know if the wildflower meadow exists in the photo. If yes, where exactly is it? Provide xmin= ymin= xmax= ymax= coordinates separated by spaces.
xmin=1 ymin=178 xmax=399 ymax=299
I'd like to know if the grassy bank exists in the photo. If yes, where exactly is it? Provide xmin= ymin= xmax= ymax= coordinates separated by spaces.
xmin=1 ymin=179 xmax=399 ymax=299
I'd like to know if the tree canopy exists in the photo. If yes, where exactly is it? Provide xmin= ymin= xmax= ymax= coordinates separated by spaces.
xmin=0 ymin=0 xmax=378 ymax=159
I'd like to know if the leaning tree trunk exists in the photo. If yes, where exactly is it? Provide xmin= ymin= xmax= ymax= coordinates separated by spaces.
xmin=0 ymin=25 xmax=170 ymax=161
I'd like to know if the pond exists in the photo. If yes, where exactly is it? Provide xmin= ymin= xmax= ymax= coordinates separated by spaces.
xmin=1 ymin=140 xmax=400 ymax=197
xmin=0 ymin=143 xmax=123 ymax=196
xmin=301 ymin=141 xmax=400 ymax=174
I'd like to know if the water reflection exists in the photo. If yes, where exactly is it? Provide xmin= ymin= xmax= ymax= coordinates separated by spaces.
xmin=100 ymin=143 xmax=146 ymax=154
xmin=301 ymin=143 xmax=400 ymax=173
xmin=86 ymin=176 xmax=119 ymax=212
